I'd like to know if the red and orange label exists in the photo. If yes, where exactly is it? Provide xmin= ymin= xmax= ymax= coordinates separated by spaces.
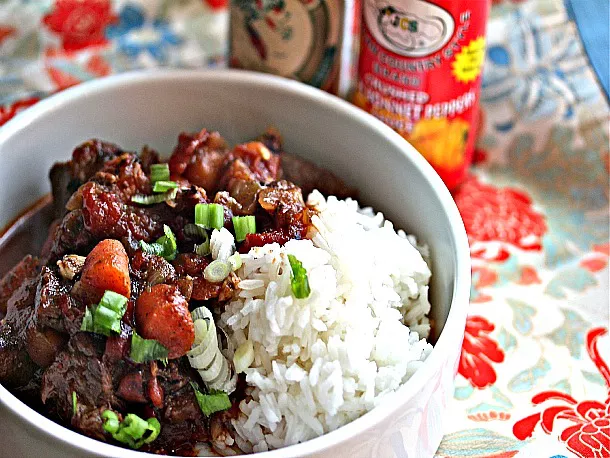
xmin=354 ymin=0 xmax=490 ymax=190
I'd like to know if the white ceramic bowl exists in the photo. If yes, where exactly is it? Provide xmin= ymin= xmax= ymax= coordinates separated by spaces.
xmin=0 ymin=70 xmax=469 ymax=458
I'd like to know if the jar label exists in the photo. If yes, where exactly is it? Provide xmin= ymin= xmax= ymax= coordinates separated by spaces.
xmin=354 ymin=0 xmax=489 ymax=189
xmin=230 ymin=0 xmax=345 ymax=93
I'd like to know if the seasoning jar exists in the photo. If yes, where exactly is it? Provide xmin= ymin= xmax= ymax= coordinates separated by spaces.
xmin=353 ymin=0 xmax=491 ymax=190
xmin=229 ymin=0 xmax=359 ymax=98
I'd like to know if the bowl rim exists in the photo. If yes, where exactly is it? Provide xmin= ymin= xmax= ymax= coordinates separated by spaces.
xmin=0 ymin=69 xmax=470 ymax=458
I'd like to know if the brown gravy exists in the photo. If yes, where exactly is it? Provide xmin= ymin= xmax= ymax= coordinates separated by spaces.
xmin=0 ymin=195 xmax=54 ymax=278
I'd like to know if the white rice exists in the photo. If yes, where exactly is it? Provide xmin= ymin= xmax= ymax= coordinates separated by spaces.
xmin=219 ymin=191 xmax=433 ymax=452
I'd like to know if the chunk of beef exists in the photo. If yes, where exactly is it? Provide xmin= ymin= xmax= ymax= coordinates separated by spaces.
xmin=49 ymin=153 xmax=169 ymax=260
xmin=0 ymin=273 xmax=39 ymax=388
xmin=0 ymin=255 xmax=38 ymax=318
xmin=26 ymin=326 xmax=67 ymax=368
xmin=0 ymin=345 xmax=38 ymax=389
xmin=81 ymin=181 xmax=164 ymax=243
xmin=49 ymin=140 xmax=124 ymax=219
xmin=130 ymin=251 xmax=176 ymax=288
xmin=46 ymin=209 xmax=94 ymax=261
xmin=230 ymin=141 xmax=281 ymax=184
xmin=169 ymin=130 xmax=229 ymax=192
xmin=225 ymin=180 xmax=262 ymax=215
xmin=257 ymin=126 xmax=283 ymax=154
xmin=70 ymin=140 xmax=124 ymax=184
xmin=41 ymin=333 xmax=122 ymax=439
xmin=280 ymin=152 xmax=357 ymax=199
xmin=117 ymin=370 xmax=147 ymax=403
xmin=140 ymin=386 xmax=208 ymax=456
xmin=138 ymin=145 xmax=161 ymax=173
xmin=258 ymin=180 xmax=309 ymax=239
xmin=35 ymin=267 xmax=81 ymax=335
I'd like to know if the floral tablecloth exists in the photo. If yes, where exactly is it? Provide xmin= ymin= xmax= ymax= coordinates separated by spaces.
xmin=0 ymin=1 xmax=608 ymax=457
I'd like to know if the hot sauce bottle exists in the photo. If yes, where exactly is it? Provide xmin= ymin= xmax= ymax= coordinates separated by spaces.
xmin=353 ymin=0 xmax=490 ymax=190
xmin=229 ymin=0 xmax=360 ymax=98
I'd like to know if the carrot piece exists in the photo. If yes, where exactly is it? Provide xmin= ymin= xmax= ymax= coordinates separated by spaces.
xmin=135 ymin=284 xmax=194 ymax=359
xmin=81 ymin=239 xmax=131 ymax=301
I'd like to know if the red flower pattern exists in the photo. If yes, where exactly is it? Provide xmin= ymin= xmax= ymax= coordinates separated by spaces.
xmin=0 ymin=25 xmax=17 ymax=45
xmin=459 ymin=316 xmax=505 ymax=389
xmin=513 ymin=328 xmax=610 ymax=458
xmin=468 ymin=411 xmax=512 ymax=422
xmin=454 ymin=176 xmax=547 ymax=251
xmin=0 ymin=97 xmax=40 ymax=126
xmin=43 ymin=0 xmax=116 ymax=51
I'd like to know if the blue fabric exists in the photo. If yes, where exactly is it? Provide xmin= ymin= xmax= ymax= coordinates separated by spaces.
xmin=565 ymin=0 xmax=609 ymax=101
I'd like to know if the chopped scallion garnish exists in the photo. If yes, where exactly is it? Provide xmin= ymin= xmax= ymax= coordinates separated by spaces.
xmin=150 ymin=164 xmax=170 ymax=183
xmin=232 ymin=215 xmax=256 ymax=242
xmin=195 ymin=203 xmax=224 ymax=230
xmin=130 ymin=331 xmax=170 ymax=363
xmin=132 ymin=188 xmax=177 ymax=205
xmin=195 ymin=241 xmax=211 ymax=256
xmin=139 ymin=240 xmax=165 ymax=257
xmin=288 ymin=254 xmax=311 ymax=299
xmin=102 ymin=410 xmax=120 ymax=434
xmin=102 ymin=410 xmax=161 ymax=449
xmin=72 ymin=391 xmax=78 ymax=416
xmin=139 ymin=225 xmax=178 ymax=261
xmin=80 ymin=290 xmax=128 ymax=336
xmin=152 ymin=180 xmax=178 ymax=193
xmin=203 ymin=259 xmax=231 ymax=283
xmin=233 ymin=340 xmax=254 ymax=373
xmin=184 ymin=223 xmax=209 ymax=239
xmin=228 ymin=252 xmax=242 ymax=271
xmin=184 ymin=224 xmax=211 ymax=256
xmin=190 ymin=382 xmax=232 ymax=416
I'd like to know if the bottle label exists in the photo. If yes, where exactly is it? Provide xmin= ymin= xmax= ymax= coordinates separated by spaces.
xmin=354 ymin=0 xmax=489 ymax=189
xmin=230 ymin=0 xmax=345 ymax=93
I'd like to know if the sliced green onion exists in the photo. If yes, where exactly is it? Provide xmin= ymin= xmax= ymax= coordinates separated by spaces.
xmin=139 ymin=225 xmax=177 ymax=261
xmin=203 ymin=259 xmax=231 ymax=283
xmin=195 ymin=203 xmax=224 ymax=230
xmin=139 ymin=240 xmax=165 ymax=257
xmin=233 ymin=340 xmax=254 ymax=373
xmin=227 ymin=252 xmax=242 ymax=271
xmin=208 ymin=204 xmax=225 ymax=230
xmin=195 ymin=203 xmax=209 ymax=227
xmin=95 ymin=305 xmax=122 ymax=334
xmin=130 ymin=331 xmax=169 ymax=363
xmin=143 ymin=418 xmax=161 ymax=444
xmin=102 ymin=410 xmax=120 ymax=434
xmin=132 ymin=188 xmax=177 ymax=205
xmin=121 ymin=414 xmax=149 ymax=440
xmin=288 ymin=254 xmax=311 ymax=299
xmin=184 ymin=224 xmax=211 ymax=256
xmin=150 ymin=163 xmax=170 ymax=183
xmin=80 ymin=290 xmax=128 ymax=336
xmin=99 ymin=290 xmax=129 ymax=314
xmin=152 ymin=180 xmax=178 ymax=193
xmin=184 ymin=223 xmax=209 ymax=239
xmin=81 ymin=306 xmax=94 ymax=333
xmin=195 ymin=241 xmax=211 ymax=256
xmin=232 ymin=216 xmax=256 ymax=242
xmin=190 ymin=382 xmax=232 ymax=416
xmin=102 ymin=410 xmax=160 ymax=449
xmin=72 ymin=391 xmax=78 ymax=416
xmin=156 ymin=224 xmax=178 ymax=261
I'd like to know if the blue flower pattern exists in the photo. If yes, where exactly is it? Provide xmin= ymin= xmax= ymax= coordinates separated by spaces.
xmin=105 ymin=3 xmax=182 ymax=63
xmin=481 ymin=9 xmax=601 ymax=131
